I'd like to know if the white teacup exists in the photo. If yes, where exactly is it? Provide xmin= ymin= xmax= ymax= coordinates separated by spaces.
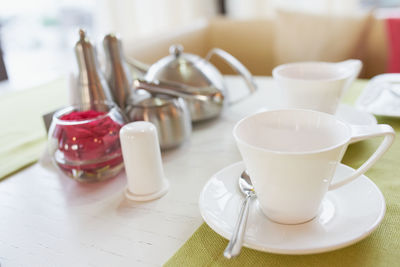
xmin=273 ymin=60 xmax=362 ymax=114
xmin=233 ymin=109 xmax=394 ymax=224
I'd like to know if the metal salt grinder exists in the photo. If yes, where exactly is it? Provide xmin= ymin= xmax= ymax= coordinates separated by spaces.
xmin=73 ymin=29 xmax=114 ymax=107
xmin=103 ymin=34 xmax=133 ymax=110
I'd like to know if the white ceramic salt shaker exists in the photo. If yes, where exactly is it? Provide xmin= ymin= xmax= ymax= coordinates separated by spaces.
xmin=120 ymin=121 xmax=169 ymax=201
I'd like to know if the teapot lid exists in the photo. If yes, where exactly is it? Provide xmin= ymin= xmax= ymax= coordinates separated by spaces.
xmin=145 ymin=44 xmax=224 ymax=89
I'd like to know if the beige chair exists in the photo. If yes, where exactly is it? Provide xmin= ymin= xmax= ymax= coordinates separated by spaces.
xmin=126 ymin=14 xmax=388 ymax=79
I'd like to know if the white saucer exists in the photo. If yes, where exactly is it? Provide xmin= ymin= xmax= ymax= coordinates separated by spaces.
xmin=355 ymin=73 xmax=400 ymax=118
xmin=199 ymin=162 xmax=386 ymax=255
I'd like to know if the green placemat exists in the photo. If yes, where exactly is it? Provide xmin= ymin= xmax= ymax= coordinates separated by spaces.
xmin=165 ymin=80 xmax=400 ymax=266
xmin=0 ymin=79 xmax=67 ymax=180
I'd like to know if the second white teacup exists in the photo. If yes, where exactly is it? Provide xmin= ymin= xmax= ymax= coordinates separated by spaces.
xmin=234 ymin=109 xmax=394 ymax=224
xmin=273 ymin=60 xmax=362 ymax=114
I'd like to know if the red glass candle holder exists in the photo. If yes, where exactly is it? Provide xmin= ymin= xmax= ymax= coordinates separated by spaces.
xmin=48 ymin=102 xmax=127 ymax=182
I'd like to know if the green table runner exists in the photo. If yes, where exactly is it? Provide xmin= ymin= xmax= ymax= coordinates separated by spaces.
xmin=165 ymin=81 xmax=400 ymax=266
xmin=0 ymin=79 xmax=67 ymax=180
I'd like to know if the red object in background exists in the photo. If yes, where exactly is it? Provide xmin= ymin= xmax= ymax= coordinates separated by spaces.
xmin=54 ymin=110 xmax=124 ymax=177
xmin=386 ymin=18 xmax=400 ymax=73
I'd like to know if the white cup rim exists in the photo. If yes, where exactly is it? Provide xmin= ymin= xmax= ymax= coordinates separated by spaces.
xmin=233 ymin=109 xmax=351 ymax=155
xmin=272 ymin=61 xmax=350 ymax=82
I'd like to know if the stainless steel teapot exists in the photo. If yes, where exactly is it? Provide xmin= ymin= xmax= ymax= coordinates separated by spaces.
xmin=128 ymin=44 xmax=257 ymax=122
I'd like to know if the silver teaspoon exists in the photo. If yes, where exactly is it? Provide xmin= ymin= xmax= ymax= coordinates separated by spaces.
xmin=224 ymin=170 xmax=256 ymax=259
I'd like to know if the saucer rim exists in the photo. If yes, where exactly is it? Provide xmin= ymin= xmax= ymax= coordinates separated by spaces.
xmin=199 ymin=161 xmax=386 ymax=255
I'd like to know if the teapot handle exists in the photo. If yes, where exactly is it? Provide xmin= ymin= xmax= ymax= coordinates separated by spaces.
xmin=206 ymin=48 xmax=257 ymax=104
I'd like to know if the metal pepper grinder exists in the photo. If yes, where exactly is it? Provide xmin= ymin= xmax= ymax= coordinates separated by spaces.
xmin=103 ymin=34 xmax=133 ymax=110
xmin=73 ymin=29 xmax=114 ymax=107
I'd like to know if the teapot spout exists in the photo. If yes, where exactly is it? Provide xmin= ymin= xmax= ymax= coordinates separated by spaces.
xmin=125 ymin=57 xmax=151 ymax=76
xmin=133 ymin=79 xmax=211 ymax=102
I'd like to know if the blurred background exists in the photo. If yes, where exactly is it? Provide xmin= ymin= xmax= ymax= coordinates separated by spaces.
xmin=0 ymin=0 xmax=399 ymax=92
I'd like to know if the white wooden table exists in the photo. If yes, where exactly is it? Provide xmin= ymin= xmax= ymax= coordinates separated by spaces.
xmin=0 ymin=77 xmax=282 ymax=266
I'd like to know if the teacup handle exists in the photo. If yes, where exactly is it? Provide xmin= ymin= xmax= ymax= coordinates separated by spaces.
xmin=329 ymin=124 xmax=395 ymax=190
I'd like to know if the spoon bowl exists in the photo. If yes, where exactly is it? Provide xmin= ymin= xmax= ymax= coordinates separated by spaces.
xmin=239 ymin=171 xmax=254 ymax=193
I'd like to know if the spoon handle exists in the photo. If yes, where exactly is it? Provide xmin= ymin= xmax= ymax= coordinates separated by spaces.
xmin=223 ymin=193 xmax=252 ymax=259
